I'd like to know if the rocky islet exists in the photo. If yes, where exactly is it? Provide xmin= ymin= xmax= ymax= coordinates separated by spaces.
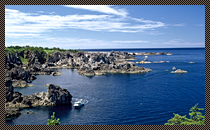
xmin=5 ymin=82 xmax=73 ymax=108
xmin=5 ymin=77 xmax=72 ymax=119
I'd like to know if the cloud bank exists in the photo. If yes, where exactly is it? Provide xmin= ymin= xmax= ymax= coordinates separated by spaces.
xmin=5 ymin=6 xmax=166 ymax=38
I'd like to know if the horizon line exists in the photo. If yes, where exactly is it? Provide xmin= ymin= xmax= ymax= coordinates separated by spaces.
xmin=82 ymin=47 xmax=205 ymax=50
xmin=5 ymin=45 xmax=205 ymax=50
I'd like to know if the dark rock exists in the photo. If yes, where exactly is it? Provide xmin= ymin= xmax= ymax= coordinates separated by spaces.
xmin=76 ymin=51 xmax=84 ymax=57
xmin=30 ymin=75 xmax=37 ymax=80
xmin=24 ymin=50 xmax=29 ymax=59
xmin=47 ymin=55 xmax=54 ymax=63
xmin=5 ymin=84 xmax=72 ymax=108
xmin=21 ymin=96 xmax=32 ymax=106
xmin=12 ymin=80 xmax=27 ymax=87
xmin=5 ymin=78 xmax=13 ymax=103
xmin=12 ymin=92 xmax=23 ymax=103
xmin=27 ymin=52 xmax=36 ymax=66
xmin=53 ymin=52 xmax=63 ymax=62
xmin=5 ymin=108 xmax=21 ymax=119
xmin=156 ymin=52 xmax=164 ymax=55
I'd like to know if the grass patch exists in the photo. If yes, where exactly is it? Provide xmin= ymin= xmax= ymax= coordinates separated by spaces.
xmin=44 ymin=50 xmax=57 ymax=55
xmin=19 ymin=56 xmax=28 ymax=64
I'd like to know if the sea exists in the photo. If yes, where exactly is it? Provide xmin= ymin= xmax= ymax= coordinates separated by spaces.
xmin=6 ymin=48 xmax=205 ymax=125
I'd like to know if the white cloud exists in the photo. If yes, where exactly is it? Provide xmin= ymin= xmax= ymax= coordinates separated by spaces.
xmin=147 ymin=31 xmax=164 ymax=35
xmin=49 ymin=12 xmax=55 ymax=14
xmin=171 ymin=23 xmax=186 ymax=26
xmin=5 ymin=33 xmax=40 ymax=37
xmin=163 ymin=39 xmax=204 ymax=46
xmin=5 ymin=8 xmax=19 ymax=13
xmin=113 ymin=41 xmax=149 ymax=43
xmin=6 ymin=36 xmax=119 ymax=49
xmin=168 ymin=39 xmax=184 ymax=43
xmin=63 ymin=5 xmax=128 ymax=16
xmin=5 ymin=8 xmax=167 ymax=38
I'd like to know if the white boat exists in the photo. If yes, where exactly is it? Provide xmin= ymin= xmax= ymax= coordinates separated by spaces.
xmin=172 ymin=66 xmax=176 ymax=70
xmin=73 ymin=99 xmax=84 ymax=109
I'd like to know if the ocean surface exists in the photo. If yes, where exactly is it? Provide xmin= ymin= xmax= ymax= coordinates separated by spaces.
xmin=6 ymin=48 xmax=205 ymax=125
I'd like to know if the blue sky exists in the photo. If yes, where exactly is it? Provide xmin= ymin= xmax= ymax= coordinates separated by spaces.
xmin=5 ymin=5 xmax=205 ymax=49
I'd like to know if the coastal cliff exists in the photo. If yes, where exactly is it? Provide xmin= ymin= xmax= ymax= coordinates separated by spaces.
xmin=5 ymin=46 xmax=159 ymax=77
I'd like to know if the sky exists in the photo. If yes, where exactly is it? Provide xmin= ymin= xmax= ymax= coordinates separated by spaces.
xmin=5 ymin=5 xmax=205 ymax=49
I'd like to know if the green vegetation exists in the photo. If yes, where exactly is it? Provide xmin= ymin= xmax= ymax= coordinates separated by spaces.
xmin=19 ymin=56 xmax=28 ymax=64
xmin=47 ymin=112 xmax=60 ymax=125
xmin=5 ymin=47 xmax=24 ymax=55
xmin=5 ymin=45 xmax=80 ymax=55
xmin=5 ymin=45 xmax=80 ymax=64
xmin=165 ymin=104 xmax=205 ymax=125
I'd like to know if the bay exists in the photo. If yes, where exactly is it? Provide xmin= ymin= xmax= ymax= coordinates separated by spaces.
xmin=6 ymin=48 xmax=205 ymax=125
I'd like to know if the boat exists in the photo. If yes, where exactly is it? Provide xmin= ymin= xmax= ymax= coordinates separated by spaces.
xmin=172 ymin=66 xmax=176 ymax=70
xmin=73 ymin=99 xmax=84 ymax=109
xmin=144 ymin=55 xmax=148 ymax=61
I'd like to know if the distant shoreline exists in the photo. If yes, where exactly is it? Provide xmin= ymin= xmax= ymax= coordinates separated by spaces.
xmin=82 ymin=47 xmax=205 ymax=51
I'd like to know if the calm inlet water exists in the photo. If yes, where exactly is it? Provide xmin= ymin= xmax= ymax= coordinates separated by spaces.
xmin=6 ymin=48 xmax=205 ymax=125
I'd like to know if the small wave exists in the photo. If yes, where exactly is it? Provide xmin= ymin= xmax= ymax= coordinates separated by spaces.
xmin=83 ymin=99 xmax=88 ymax=104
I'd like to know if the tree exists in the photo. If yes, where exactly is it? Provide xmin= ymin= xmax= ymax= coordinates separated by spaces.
xmin=47 ymin=112 xmax=60 ymax=125
xmin=188 ymin=103 xmax=205 ymax=125
xmin=44 ymin=47 xmax=49 ymax=50
xmin=165 ymin=104 xmax=205 ymax=125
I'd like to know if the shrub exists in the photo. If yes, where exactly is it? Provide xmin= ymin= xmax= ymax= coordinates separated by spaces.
xmin=47 ymin=112 xmax=60 ymax=125
xmin=165 ymin=103 xmax=205 ymax=125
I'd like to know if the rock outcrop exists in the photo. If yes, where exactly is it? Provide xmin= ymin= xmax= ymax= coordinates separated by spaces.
xmin=171 ymin=69 xmax=187 ymax=73
xmin=136 ymin=61 xmax=152 ymax=64
xmin=5 ymin=108 xmax=21 ymax=119
xmin=5 ymin=78 xmax=72 ymax=118
xmin=5 ymin=52 xmax=62 ymax=87
xmin=5 ymin=52 xmax=23 ymax=68
xmin=46 ymin=51 xmax=152 ymax=76
xmin=12 ymin=80 xmax=34 ymax=87
xmin=26 ymin=50 xmax=46 ymax=64
xmin=136 ymin=60 xmax=169 ymax=64
xmin=5 ymin=78 xmax=14 ymax=103
xmin=153 ymin=61 xmax=166 ymax=63
xmin=5 ymin=83 xmax=72 ymax=108
xmin=5 ymin=56 xmax=36 ymax=87
xmin=133 ymin=52 xmax=172 ymax=56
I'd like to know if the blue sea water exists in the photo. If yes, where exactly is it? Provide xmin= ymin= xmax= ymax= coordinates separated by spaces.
xmin=6 ymin=48 xmax=205 ymax=125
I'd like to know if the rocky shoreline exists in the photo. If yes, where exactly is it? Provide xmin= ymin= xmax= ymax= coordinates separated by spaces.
xmin=5 ymin=49 xmax=172 ymax=119
xmin=6 ymin=50 xmax=173 ymax=78
xmin=5 ymin=79 xmax=72 ymax=108
xmin=5 ymin=77 xmax=72 ymax=119
xmin=5 ymin=108 xmax=21 ymax=119
xmin=45 ymin=51 xmax=152 ymax=76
